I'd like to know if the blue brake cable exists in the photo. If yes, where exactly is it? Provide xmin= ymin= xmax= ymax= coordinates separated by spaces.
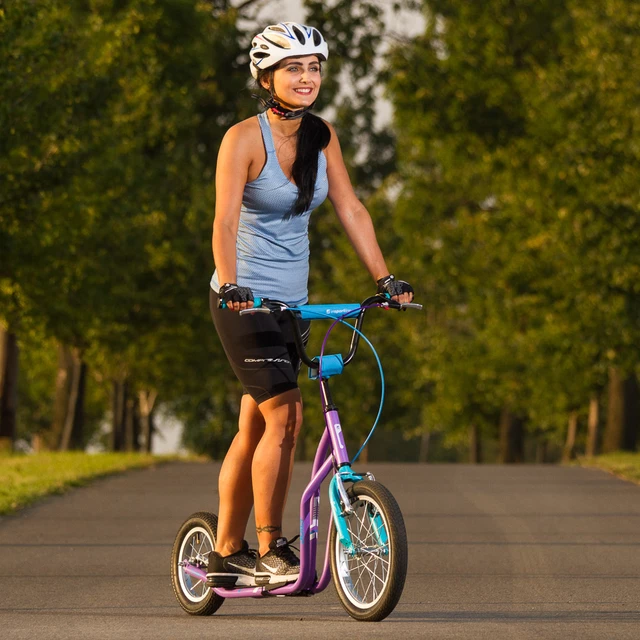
xmin=315 ymin=305 xmax=386 ymax=464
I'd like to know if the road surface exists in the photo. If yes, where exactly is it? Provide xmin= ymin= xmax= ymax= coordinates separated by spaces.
xmin=1 ymin=462 xmax=639 ymax=639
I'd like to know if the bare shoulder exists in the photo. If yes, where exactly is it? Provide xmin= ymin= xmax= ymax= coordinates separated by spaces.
xmin=222 ymin=116 xmax=261 ymax=148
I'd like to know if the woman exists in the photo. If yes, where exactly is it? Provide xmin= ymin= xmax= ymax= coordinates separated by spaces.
xmin=206 ymin=22 xmax=414 ymax=588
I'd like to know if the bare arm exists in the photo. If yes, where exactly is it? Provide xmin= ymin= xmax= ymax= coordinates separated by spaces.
xmin=212 ymin=123 xmax=255 ymax=310
xmin=324 ymin=123 xmax=390 ymax=281
xmin=325 ymin=122 xmax=413 ymax=303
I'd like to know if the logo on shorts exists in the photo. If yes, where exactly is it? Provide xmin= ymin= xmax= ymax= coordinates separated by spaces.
xmin=244 ymin=358 xmax=291 ymax=364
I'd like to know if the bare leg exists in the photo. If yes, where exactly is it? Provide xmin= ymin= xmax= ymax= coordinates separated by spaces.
xmin=215 ymin=394 xmax=265 ymax=556
xmin=252 ymin=388 xmax=303 ymax=556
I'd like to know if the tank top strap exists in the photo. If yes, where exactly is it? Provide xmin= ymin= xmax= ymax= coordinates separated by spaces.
xmin=257 ymin=111 xmax=276 ymax=155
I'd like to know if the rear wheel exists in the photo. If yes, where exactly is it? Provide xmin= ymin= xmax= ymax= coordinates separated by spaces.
xmin=330 ymin=480 xmax=407 ymax=622
xmin=171 ymin=511 xmax=224 ymax=616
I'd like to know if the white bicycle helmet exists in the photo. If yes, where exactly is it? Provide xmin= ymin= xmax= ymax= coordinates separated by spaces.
xmin=250 ymin=22 xmax=329 ymax=79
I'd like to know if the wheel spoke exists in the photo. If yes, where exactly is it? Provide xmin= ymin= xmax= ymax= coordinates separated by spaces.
xmin=176 ymin=523 xmax=217 ymax=606
xmin=335 ymin=490 xmax=400 ymax=610
xmin=356 ymin=554 xmax=382 ymax=583
xmin=195 ymin=535 xmax=207 ymax=556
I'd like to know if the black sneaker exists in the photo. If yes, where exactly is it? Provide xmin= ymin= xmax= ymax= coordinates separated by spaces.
xmin=255 ymin=536 xmax=300 ymax=585
xmin=205 ymin=540 xmax=257 ymax=588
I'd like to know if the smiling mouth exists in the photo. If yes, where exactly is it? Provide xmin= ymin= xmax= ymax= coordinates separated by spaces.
xmin=294 ymin=88 xmax=313 ymax=95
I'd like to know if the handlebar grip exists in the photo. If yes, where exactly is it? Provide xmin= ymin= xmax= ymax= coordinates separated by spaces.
xmin=219 ymin=296 xmax=263 ymax=310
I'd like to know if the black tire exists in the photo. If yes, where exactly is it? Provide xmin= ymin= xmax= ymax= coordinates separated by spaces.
xmin=329 ymin=480 xmax=407 ymax=622
xmin=171 ymin=511 xmax=225 ymax=616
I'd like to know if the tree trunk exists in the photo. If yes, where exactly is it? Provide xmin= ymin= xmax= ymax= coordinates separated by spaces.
xmin=418 ymin=431 xmax=430 ymax=463
xmin=623 ymin=375 xmax=639 ymax=451
xmin=125 ymin=394 xmax=141 ymax=452
xmin=60 ymin=349 xmax=83 ymax=451
xmin=469 ymin=423 xmax=481 ymax=463
xmin=0 ymin=330 xmax=19 ymax=451
xmin=604 ymin=368 xmax=624 ymax=452
xmin=586 ymin=393 xmax=599 ymax=458
xmin=498 ymin=407 xmax=524 ymax=463
xmin=0 ymin=326 xmax=6 ymax=397
xmin=139 ymin=390 xmax=157 ymax=454
xmin=111 ymin=379 xmax=127 ymax=452
xmin=603 ymin=368 xmax=639 ymax=453
xmin=49 ymin=344 xmax=73 ymax=450
xmin=535 ymin=439 xmax=547 ymax=463
xmin=70 ymin=361 xmax=87 ymax=450
xmin=562 ymin=411 xmax=579 ymax=462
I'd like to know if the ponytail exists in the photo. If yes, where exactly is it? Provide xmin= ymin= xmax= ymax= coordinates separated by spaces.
xmin=289 ymin=112 xmax=330 ymax=217
xmin=254 ymin=68 xmax=331 ymax=217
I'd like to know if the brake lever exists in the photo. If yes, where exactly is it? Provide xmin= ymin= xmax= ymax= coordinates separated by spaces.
xmin=239 ymin=307 xmax=271 ymax=316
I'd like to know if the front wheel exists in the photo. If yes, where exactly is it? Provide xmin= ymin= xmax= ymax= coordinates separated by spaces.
xmin=171 ymin=511 xmax=224 ymax=616
xmin=330 ymin=480 xmax=407 ymax=622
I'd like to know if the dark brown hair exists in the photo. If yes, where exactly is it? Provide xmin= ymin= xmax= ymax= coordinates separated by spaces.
xmin=256 ymin=68 xmax=331 ymax=216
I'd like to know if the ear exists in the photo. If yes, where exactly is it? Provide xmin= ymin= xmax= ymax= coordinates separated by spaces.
xmin=259 ymin=71 xmax=272 ymax=91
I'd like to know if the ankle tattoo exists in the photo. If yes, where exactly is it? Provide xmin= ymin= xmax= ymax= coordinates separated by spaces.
xmin=256 ymin=524 xmax=281 ymax=534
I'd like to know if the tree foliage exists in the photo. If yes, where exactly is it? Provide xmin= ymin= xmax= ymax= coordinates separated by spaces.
xmin=384 ymin=0 xmax=640 ymax=457
xmin=3 ymin=0 xmax=638 ymax=460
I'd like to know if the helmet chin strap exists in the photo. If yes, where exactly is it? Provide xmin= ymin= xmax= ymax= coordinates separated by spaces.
xmin=251 ymin=76 xmax=315 ymax=120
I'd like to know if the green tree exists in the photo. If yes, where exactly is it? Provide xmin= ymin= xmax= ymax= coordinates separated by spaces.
xmin=384 ymin=0 xmax=640 ymax=460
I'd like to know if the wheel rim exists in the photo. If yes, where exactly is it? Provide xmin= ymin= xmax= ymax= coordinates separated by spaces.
xmin=177 ymin=526 xmax=213 ymax=603
xmin=335 ymin=495 xmax=391 ymax=609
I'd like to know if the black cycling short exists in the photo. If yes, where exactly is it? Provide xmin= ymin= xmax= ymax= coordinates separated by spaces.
xmin=209 ymin=289 xmax=311 ymax=405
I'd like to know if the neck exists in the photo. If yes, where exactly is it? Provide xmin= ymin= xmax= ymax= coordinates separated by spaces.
xmin=267 ymin=110 xmax=302 ymax=136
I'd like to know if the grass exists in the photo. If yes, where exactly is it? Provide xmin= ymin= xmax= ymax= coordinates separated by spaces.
xmin=0 ymin=451 xmax=194 ymax=515
xmin=576 ymin=452 xmax=640 ymax=485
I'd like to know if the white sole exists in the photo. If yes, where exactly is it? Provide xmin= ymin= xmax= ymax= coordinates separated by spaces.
xmin=254 ymin=571 xmax=300 ymax=585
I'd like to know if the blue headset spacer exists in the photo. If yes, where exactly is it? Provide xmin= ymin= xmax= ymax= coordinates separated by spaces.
xmin=308 ymin=353 xmax=344 ymax=380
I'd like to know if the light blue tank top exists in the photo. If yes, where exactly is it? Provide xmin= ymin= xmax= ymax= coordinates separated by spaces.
xmin=210 ymin=112 xmax=329 ymax=305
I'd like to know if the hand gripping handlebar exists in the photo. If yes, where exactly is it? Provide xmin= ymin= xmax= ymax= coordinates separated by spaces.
xmin=221 ymin=295 xmax=422 ymax=370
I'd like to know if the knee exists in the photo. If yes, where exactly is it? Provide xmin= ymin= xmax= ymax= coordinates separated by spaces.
xmin=237 ymin=402 xmax=266 ymax=447
xmin=259 ymin=389 xmax=303 ymax=449
xmin=234 ymin=428 xmax=263 ymax=454
xmin=287 ymin=412 xmax=303 ymax=446
xmin=267 ymin=410 xmax=303 ymax=451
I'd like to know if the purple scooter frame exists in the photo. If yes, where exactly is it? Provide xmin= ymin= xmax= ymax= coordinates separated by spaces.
xmin=183 ymin=419 xmax=346 ymax=597
xmin=174 ymin=296 xmax=418 ymax=620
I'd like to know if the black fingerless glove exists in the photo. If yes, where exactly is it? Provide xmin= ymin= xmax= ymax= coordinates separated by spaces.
xmin=376 ymin=274 xmax=414 ymax=298
xmin=218 ymin=282 xmax=254 ymax=307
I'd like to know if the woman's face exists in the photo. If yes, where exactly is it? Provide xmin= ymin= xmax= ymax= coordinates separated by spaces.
xmin=264 ymin=55 xmax=322 ymax=109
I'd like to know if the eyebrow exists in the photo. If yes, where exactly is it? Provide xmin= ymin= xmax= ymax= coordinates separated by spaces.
xmin=283 ymin=59 xmax=320 ymax=66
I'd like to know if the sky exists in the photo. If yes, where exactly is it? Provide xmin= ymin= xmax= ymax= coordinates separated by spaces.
xmin=238 ymin=0 xmax=427 ymax=126
xmin=242 ymin=0 xmax=425 ymax=37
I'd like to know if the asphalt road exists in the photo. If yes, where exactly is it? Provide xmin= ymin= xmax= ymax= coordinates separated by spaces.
xmin=1 ymin=462 xmax=639 ymax=639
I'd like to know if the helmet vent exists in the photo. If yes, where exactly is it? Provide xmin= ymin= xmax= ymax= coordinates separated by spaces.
xmin=263 ymin=34 xmax=289 ymax=49
xmin=292 ymin=25 xmax=306 ymax=44
xmin=249 ymin=22 xmax=328 ymax=79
